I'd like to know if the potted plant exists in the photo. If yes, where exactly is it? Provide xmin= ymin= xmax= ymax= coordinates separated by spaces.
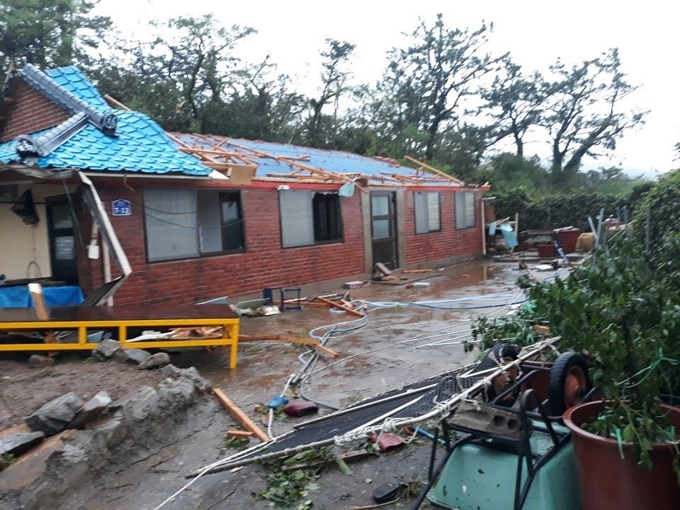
xmin=529 ymin=237 xmax=680 ymax=510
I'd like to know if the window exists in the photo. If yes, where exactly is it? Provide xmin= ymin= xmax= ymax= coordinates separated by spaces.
xmin=455 ymin=191 xmax=476 ymax=229
xmin=279 ymin=190 xmax=342 ymax=248
xmin=144 ymin=188 xmax=245 ymax=262
xmin=414 ymin=192 xmax=441 ymax=234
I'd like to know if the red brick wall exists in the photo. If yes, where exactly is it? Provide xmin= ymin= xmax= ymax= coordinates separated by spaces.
xmin=0 ymin=81 xmax=70 ymax=142
xmin=404 ymin=189 xmax=483 ymax=266
xmin=80 ymin=182 xmax=366 ymax=306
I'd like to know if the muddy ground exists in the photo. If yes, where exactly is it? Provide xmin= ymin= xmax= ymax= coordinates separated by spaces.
xmin=0 ymin=260 xmax=531 ymax=510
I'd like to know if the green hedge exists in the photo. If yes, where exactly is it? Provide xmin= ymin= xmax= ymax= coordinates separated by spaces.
xmin=492 ymin=186 xmax=651 ymax=231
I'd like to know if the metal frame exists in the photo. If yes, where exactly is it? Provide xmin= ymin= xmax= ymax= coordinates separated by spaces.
xmin=412 ymin=366 xmax=577 ymax=510
xmin=0 ymin=316 xmax=240 ymax=368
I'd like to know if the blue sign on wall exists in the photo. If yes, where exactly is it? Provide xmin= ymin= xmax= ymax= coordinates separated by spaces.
xmin=111 ymin=199 xmax=132 ymax=217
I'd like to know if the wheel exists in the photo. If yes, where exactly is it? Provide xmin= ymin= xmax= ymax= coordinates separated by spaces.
xmin=548 ymin=351 xmax=590 ymax=416
xmin=476 ymin=344 xmax=521 ymax=406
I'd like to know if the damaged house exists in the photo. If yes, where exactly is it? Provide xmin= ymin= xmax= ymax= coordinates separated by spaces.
xmin=0 ymin=64 xmax=488 ymax=306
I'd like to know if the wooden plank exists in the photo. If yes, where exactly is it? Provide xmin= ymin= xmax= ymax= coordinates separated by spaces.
xmin=226 ymin=429 xmax=253 ymax=439
xmin=213 ymin=389 xmax=270 ymax=442
xmin=404 ymin=155 xmax=464 ymax=184
xmin=403 ymin=269 xmax=434 ymax=274
xmin=533 ymin=325 xmax=551 ymax=335
xmin=238 ymin=335 xmax=339 ymax=358
xmin=27 ymin=283 xmax=49 ymax=321
xmin=27 ymin=283 xmax=56 ymax=346
xmin=314 ymin=296 xmax=365 ymax=318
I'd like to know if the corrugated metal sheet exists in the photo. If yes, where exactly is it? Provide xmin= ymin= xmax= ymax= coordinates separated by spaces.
xmin=173 ymin=133 xmax=426 ymax=180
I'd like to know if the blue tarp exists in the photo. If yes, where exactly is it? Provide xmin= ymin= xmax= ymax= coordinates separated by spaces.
xmin=0 ymin=285 xmax=85 ymax=308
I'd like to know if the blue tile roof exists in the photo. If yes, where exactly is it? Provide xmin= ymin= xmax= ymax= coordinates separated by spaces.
xmin=44 ymin=67 xmax=110 ymax=112
xmin=0 ymin=66 xmax=211 ymax=176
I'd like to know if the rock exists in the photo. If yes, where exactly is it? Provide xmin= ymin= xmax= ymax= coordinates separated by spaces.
xmin=28 ymin=354 xmax=55 ymax=369
xmin=0 ymin=431 xmax=45 ymax=457
xmin=138 ymin=352 xmax=171 ymax=370
xmin=25 ymin=392 xmax=84 ymax=436
xmin=68 ymin=391 xmax=112 ymax=429
xmin=113 ymin=348 xmax=151 ymax=365
xmin=160 ymin=363 xmax=182 ymax=379
xmin=177 ymin=366 xmax=212 ymax=394
xmin=91 ymin=340 xmax=121 ymax=362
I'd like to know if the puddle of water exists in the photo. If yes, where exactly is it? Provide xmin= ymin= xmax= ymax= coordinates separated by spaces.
xmin=180 ymin=260 xmax=521 ymax=408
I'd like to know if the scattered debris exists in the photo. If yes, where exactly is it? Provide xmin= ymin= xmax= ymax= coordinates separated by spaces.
xmin=372 ymin=481 xmax=407 ymax=504
xmin=343 ymin=281 xmax=366 ymax=289
xmin=68 ymin=391 xmax=112 ymax=429
xmin=213 ymin=388 xmax=270 ymax=442
xmin=226 ymin=429 xmax=253 ymax=439
xmin=373 ymin=433 xmax=405 ymax=452
xmin=27 ymin=354 xmax=54 ymax=369
xmin=25 ymin=392 xmax=84 ymax=436
xmin=138 ymin=352 xmax=171 ymax=370
xmin=91 ymin=339 xmax=121 ymax=361
xmin=282 ymin=401 xmax=319 ymax=417
xmin=113 ymin=348 xmax=151 ymax=365
xmin=239 ymin=334 xmax=339 ymax=358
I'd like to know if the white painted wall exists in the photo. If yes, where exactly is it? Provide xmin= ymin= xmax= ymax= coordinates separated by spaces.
xmin=0 ymin=184 xmax=73 ymax=281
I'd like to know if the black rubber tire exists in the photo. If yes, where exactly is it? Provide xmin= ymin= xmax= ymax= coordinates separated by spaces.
xmin=548 ymin=351 xmax=590 ymax=416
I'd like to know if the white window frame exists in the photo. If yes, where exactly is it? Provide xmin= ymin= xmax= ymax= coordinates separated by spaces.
xmin=455 ymin=191 xmax=476 ymax=230
xmin=414 ymin=191 xmax=441 ymax=234
xmin=143 ymin=187 xmax=245 ymax=262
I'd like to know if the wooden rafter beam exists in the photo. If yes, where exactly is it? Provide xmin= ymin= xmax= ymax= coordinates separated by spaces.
xmin=404 ymin=155 xmax=464 ymax=185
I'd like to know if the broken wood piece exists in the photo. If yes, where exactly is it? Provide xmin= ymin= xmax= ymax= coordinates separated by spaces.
xmin=213 ymin=389 xmax=270 ymax=442
xmin=226 ymin=429 xmax=253 ymax=439
xmin=238 ymin=335 xmax=339 ymax=358
xmin=28 ymin=283 xmax=50 ymax=321
xmin=315 ymin=296 xmax=365 ymax=318
xmin=533 ymin=325 xmax=551 ymax=335
xmin=374 ymin=262 xmax=392 ymax=276
xmin=402 ymin=269 xmax=434 ymax=274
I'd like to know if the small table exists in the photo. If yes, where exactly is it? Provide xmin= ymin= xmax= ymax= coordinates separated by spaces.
xmin=0 ymin=304 xmax=241 ymax=368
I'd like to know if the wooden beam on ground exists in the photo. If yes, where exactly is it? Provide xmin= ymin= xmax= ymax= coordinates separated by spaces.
xmin=213 ymin=389 xmax=270 ymax=442
xmin=238 ymin=335 xmax=339 ymax=358
xmin=226 ymin=429 xmax=253 ymax=439
xmin=403 ymin=269 xmax=434 ymax=274
xmin=314 ymin=296 xmax=365 ymax=318
xmin=404 ymin=155 xmax=464 ymax=184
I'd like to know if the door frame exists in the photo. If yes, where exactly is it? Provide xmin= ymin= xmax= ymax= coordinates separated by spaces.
xmin=45 ymin=195 xmax=79 ymax=286
xmin=369 ymin=190 xmax=399 ymax=270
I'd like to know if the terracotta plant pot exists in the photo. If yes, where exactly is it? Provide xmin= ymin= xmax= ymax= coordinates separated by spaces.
xmin=563 ymin=401 xmax=680 ymax=510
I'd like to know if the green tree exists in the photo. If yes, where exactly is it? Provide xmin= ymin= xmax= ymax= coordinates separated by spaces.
xmin=92 ymin=14 xmax=254 ymax=132
xmin=544 ymin=48 xmax=647 ymax=183
xmin=303 ymin=39 xmax=356 ymax=148
xmin=482 ymin=60 xmax=546 ymax=158
xmin=373 ymin=15 xmax=506 ymax=161
xmin=0 ymin=0 xmax=111 ymax=80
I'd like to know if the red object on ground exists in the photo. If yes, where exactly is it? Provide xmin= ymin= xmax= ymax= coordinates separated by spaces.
xmin=537 ymin=243 xmax=556 ymax=258
xmin=557 ymin=228 xmax=581 ymax=254
xmin=282 ymin=401 xmax=319 ymax=417
xmin=374 ymin=433 xmax=405 ymax=452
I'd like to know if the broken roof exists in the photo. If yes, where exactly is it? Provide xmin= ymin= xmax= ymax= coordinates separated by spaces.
xmin=0 ymin=66 xmax=211 ymax=177
xmin=170 ymin=132 xmax=472 ymax=188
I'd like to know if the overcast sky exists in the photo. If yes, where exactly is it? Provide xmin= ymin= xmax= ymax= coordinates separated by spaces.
xmin=95 ymin=0 xmax=679 ymax=176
